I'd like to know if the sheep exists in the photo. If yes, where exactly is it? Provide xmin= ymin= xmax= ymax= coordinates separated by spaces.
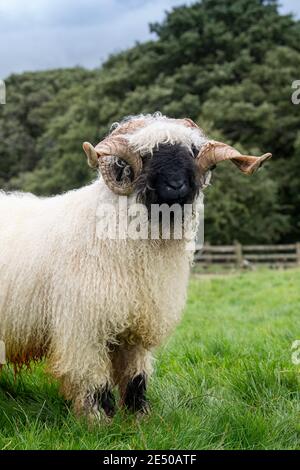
xmin=0 ymin=113 xmax=271 ymax=420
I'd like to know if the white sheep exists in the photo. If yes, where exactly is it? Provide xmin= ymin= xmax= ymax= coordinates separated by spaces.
xmin=0 ymin=113 xmax=271 ymax=419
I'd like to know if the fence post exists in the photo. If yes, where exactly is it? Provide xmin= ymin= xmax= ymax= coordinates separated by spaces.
xmin=205 ymin=242 xmax=212 ymax=267
xmin=234 ymin=241 xmax=243 ymax=268
xmin=296 ymin=243 xmax=300 ymax=267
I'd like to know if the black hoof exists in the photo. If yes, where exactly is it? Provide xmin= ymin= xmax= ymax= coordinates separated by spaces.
xmin=100 ymin=386 xmax=116 ymax=417
xmin=86 ymin=385 xmax=116 ymax=417
xmin=124 ymin=373 xmax=149 ymax=413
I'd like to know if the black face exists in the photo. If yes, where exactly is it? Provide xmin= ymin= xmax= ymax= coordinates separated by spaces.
xmin=136 ymin=143 xmax=200 ymax=210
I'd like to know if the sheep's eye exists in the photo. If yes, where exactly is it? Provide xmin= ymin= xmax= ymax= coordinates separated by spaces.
xmin=191 ymin=145 xmax=199 ymax=158
xmin=114 ymin=158 xmax=134 ymax=182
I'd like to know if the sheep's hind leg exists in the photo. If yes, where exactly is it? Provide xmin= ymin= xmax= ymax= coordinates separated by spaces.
xmin=112 ymin=343 xmax=153 ymax=415
xmin=123 ymin=372 xmax=149 ymax=414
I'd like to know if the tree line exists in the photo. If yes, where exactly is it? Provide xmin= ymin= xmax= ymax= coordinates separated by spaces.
xmin=0 ymin=0 xmax=299 ymax=244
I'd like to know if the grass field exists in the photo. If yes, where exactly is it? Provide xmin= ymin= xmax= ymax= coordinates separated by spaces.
xmin=1 ymin=269 xmax=300 ymax=450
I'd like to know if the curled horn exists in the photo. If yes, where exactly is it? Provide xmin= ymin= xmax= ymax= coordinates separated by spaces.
xmin=83 ymin=135 xmax=142 ymax=196
xmin=196 ymin=140 xmax=272 ymax=176
xmin=178 ymin=118 xmax=272 ymax=175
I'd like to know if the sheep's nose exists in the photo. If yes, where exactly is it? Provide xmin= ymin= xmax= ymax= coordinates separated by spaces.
xmin=166 ymin=179 xmax=188 ymax=197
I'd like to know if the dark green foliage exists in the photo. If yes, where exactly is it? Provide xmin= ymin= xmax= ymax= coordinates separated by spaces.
xmin=0 ymin=0 xmax=299 ymax=243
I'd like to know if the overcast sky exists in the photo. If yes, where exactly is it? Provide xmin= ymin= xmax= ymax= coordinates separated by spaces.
xmin=0 ymin=0 xmax=299 ymax=79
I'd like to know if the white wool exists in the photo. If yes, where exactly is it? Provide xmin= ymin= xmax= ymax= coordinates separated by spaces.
xmin=126 ymin=115 xmax=208 ymax=155
xmin=0 ymin=177 xmax=200 ymax=413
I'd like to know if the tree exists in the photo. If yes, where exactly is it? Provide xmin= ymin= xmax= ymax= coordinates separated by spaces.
xmin=0 ymin=0 xmax=299 ymax=243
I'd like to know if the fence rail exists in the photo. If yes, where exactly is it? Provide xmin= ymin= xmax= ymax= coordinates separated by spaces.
xmin=194 ymin=242 xmax=300 ymax=268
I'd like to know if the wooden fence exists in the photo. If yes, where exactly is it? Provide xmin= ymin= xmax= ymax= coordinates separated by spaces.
xmin=194 ymin=242 xmax=300 ymax=269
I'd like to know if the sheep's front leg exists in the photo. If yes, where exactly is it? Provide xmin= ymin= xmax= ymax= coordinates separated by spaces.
xmin=61 ymin=376 xmax=116 ymax=422
xmin=84 ymin=385 xmax=116 ymax=419
xmin=111 ymin=343 xmax=153 ymax=414
xmin=52 ymin=340 xmax=116 ymax=421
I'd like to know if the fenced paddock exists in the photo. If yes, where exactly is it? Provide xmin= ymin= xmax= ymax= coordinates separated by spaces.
xmin=194 ymin=243 xmax=300 ymax=270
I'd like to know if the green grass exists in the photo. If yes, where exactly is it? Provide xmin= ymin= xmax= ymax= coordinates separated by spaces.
xmin=1 ymin=269 xmax=300 ymax=450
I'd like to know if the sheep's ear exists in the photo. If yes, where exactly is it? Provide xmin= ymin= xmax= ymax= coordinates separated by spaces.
xmin=83 ymin=142 xmax=98 ymax=168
